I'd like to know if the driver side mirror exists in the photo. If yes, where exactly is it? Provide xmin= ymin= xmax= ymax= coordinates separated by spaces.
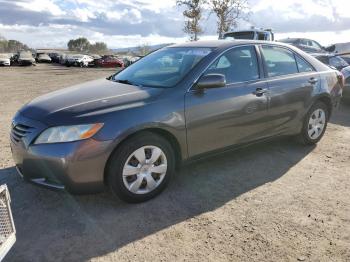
xmin=196 ymin=74 xmax=226 ymax=90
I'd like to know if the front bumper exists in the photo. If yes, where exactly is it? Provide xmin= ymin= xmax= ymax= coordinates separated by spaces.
xmin=10 ymin=114 xmax=114 ymax=194
xmin=18 ymin=60 xmax=34 ymax=66
xmin=0 ymin=61 xmax=10 ymax=66
xmin=37 ymin=59 xmax=51 ymax=63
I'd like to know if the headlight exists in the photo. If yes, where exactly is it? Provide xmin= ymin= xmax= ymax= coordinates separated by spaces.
xmin=34 ymin=123 xmax=103 ymax=144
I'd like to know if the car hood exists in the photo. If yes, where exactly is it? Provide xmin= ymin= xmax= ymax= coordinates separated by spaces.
xmin=19 ymin=57 xmax=35 ymax=61
xmin=0 ymin=58 xmax=9 ymax=62
xmin=38 ymin=57 xmax=51 ymax=60
xmin=20 ymin=78 xmax=163 ymax=125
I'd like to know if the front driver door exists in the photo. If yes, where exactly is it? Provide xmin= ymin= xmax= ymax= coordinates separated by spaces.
xmin=185 ymin=45 xmax=270 ymax=157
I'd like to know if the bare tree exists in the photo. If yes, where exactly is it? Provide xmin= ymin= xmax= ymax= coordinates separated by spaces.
xmin=176 ymin=0 xmax=206 ymax=41
xmin=210 ymin=0 xmax=250 ymax=38
xmin=89 ymin=42 xmax=108 ymax=54
xmin=137 ymin=44 xmax=151 ymax=56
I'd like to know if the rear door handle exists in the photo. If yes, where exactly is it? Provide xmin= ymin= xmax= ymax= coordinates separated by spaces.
xmin=253 ymin=87 xmax=268 ymax=97
xmin=308 ymin=77 xmax=318 ymax=84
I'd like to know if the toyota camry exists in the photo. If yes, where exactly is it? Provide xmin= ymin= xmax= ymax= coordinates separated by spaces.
xmin=10 ymin=40 xmax=343 ymax=203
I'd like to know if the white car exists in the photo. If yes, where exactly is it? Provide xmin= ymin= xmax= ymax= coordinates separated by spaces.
xmin=66 ymin=54 xmax=93 ymax=67
xmin=327 ymin=42 xmax=350 ymax=55
xmin=326 ymin=42 xmax=350 ymax=64
xmin=0 ymin=54 xmax=11 ymax=66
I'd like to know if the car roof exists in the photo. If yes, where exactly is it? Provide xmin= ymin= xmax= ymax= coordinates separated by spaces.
xmin=169 ymin=40 xmax=285 ymax=49
xmin=311 ymin=52 xmax=337 ymax=58
xmin=280 ymin=38 xmax=317 ymax=42
xmin=224 ymin=29 xmax=271 ymax=34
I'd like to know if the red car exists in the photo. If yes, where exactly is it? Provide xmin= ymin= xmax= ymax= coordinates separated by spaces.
xmin=96 ymin=56 xmax=124 ymax=68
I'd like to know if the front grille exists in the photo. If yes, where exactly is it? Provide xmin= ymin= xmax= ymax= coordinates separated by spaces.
xmin=10 ymin=123 xmax=33 ymax=143
xmin=0 ymin=186 xmax=15 ymax=244
xmin=0 ymin=185 xmax=16 ymax=260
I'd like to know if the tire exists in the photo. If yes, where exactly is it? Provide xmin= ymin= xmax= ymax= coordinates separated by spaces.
xmin=298 ymin=101 xmax=329 ymax=145
xmin=106 ymin=132 xmax=175 ymax=203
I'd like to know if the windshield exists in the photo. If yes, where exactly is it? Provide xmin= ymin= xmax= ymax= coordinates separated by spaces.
xmin=224 ymin=31 xmax=255 ymax=40
xmin=19 ymin=52 xmax=32 ymax=58
xmin=112 ymin=47 xmax=212 ymax=88
xmin=329 ymin=56 xmax=349 ymax=68
xmin=279 ymin=39 xmax=296 ymax=44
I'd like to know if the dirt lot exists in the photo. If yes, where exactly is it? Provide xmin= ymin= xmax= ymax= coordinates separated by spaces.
xmin=0 ymin=64 xmax=349 ymax=262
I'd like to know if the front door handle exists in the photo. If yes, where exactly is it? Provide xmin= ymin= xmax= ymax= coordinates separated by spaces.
xmin=308 ymin=77 xmax=318 ymax=84
xmin=253 ymin=87 xmax=268 ymax=97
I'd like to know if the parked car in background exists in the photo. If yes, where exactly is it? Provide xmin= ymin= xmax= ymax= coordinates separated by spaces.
xmin=326 ymin=42 xmax=350 ymax=64
xmin=0 ymin=54 xmax=11 ymax=66
xmin=279 ymin=38 xmax=326 ymax=54
xmin=326 ymin=42 xmax=350 ymax=55
xmin=36 ymin=53 xmax=52 ymax=63
xmin=10 ymin=40 xmax=342 ymax=203
xmin=222 ymin=28 xmax=274 ymax=41
xmin=312 ymin=53 xmax=349 ymax=71
xmin=312 ymin=53 xmax=350 ymax=102
xmin=341 ymin=69 xmax=350 ymax=101
xmin=89 ymin=54 xmax=102 ymax=67
xmin=15 ymin=51 xmax=35 ymax=66
xmin=129 ymin=56 xmax=142 ymax=65
xmin=59 ymin=53 xmax=68 ymax=65
xmin=339 ymin=56 xmax=350 ymax=64
xmin=95 ymin=55 xmax=124 ymax=68
xmin=66 ymin=54 xmax=93 ymax=67
xmin=48 ymin=53 xmax=61 ymax=63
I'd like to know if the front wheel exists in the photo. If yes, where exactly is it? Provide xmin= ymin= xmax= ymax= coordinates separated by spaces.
xmin=298 ymin=101 xmax=329 ymax=145
xmin=107 ymin=132 xmax=175 ymax=203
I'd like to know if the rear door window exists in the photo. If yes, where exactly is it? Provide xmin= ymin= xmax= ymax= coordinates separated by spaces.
xmin=261 ymin=46 xmax=298 ymax=77
xmin=295 ymin=55 xmax=314 ymax=73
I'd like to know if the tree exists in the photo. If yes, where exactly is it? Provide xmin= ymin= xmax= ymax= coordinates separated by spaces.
xmin=67 ymin=38 xmax=109 ymax=54
xmin=137 ymin=44 xmax=151 ymax=56
xmin=5 ymin=40 xmax=30 ymax=52
xmin=176 ymin=0 xmax=206 ymax=41
xmin=210 ymin=0 xmax=250 ymax=38
xmin=89 ymin=42 xmax=108 ymax=54
xmin=67 ymin=37 xmax=90 ymax=52
xmin=0 ymin=40 xmax=8 ymax=53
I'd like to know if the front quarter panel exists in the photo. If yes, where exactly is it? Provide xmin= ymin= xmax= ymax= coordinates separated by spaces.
xmin=93 ymin=88 xmax=188 ymax=160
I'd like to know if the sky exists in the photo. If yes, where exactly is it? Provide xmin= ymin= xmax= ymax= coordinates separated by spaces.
xmin=0 ymin=0 xmax=349 ymax=49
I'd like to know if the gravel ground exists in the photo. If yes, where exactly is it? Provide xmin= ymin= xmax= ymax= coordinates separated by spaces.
xmin=0 ymin=64 xmax=349 ymax=262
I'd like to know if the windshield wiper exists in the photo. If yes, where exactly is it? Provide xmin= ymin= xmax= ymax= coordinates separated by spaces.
xmin=115 ymin=79 xmax=135 ymax=85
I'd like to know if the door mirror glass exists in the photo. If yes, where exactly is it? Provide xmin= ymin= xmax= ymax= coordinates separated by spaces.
xmin=196 ymin=74 xmax=226 ymax=89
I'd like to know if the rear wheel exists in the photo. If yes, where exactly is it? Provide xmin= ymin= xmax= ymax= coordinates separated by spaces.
xmin=107 ymin=132 xmax=175 ymax=203
xmin=298 ymin=101 xmax=329 ymax=145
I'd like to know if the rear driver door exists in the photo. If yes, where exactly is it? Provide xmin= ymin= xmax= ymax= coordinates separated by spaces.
xmin=260 ymin=45 xmax=320 ymax=135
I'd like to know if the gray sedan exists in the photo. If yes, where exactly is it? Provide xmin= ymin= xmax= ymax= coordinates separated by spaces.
xmin=10 ymin=40 xmax=343 ymax=202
